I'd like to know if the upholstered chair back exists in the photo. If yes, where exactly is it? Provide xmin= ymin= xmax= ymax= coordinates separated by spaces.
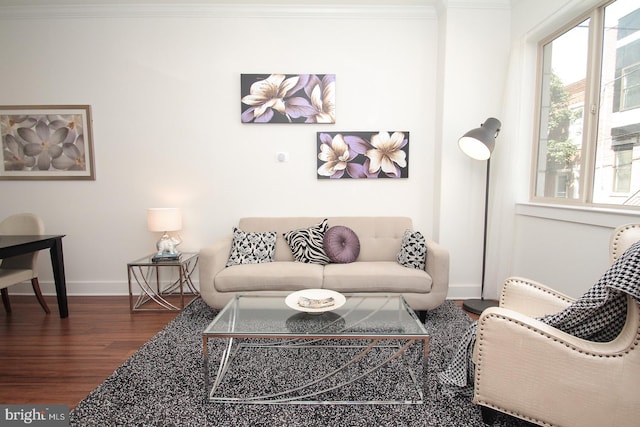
xmin=610 ymin=223 xmax=640 ymax=264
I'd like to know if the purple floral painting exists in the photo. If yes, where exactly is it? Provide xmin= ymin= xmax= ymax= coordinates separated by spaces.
xmin=317 ymin=131 xmax=409 ymax=179
xmin=0 ymin=105 xmax=95 ymax=180
xmin=241 ymin=74 xmax=335 ymax=124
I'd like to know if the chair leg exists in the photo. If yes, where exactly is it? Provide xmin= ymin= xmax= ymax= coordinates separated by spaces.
xmin=1 ymin=288 xmax=11 ymax=313
xmin=31 ymin=278 xmax=51 ymax=314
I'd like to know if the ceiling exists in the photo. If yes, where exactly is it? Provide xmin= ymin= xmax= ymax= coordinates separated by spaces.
xmin=0 ymin=0 xmax=436 ymax=6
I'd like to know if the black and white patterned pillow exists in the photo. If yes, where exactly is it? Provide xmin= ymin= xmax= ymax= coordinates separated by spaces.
xmin=226 ymin=227 xmax=277 ymax=267
xmin=283 ymin=219 xmax=331 ymax=265
xmin=397 ymin=229 xmax=427 ymax=270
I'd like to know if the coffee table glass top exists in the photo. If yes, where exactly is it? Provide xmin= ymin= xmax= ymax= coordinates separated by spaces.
xmin=203 ymin=293 xmax=428 ymax=337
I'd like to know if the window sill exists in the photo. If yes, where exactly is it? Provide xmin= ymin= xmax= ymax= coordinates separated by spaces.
xmin=515 ymin=202 xmax=640 ymax=228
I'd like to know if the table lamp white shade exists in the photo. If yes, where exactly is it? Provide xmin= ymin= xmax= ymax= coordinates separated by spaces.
xmin=147 ymin=208 xmax=182 ymax=233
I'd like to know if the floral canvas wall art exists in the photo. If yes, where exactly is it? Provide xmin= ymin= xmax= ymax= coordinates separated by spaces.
xmin=241 ymin=74 xmax=335 ymax=124
xmin=0 ymin=105 xmax=95 ymax=180
xmin=317 ymin=131 xmax=409 ymax=179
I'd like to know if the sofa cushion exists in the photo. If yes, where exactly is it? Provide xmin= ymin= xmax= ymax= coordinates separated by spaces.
xmin=324 ymin=225 xmax=360 ymax=263
xmin=324 ymin=261 xmax=432 ymax=293
xmin=226 ymin=227 xmax=277 ymax=267
xmin=283 ymin=219 xmax=331 ymax=265
xmin=397 ymin=229 xmax=427 ymax=270
xmin=215 ymin=262 xmax=323 ymax=292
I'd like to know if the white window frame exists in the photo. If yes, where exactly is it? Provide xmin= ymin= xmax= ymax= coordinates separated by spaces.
xmin=531 ymin=0 xmax=640 ymax=211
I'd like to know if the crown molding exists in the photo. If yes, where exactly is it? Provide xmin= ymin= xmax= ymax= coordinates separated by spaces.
xmin=0 ymin=3 xmax=437 ymax=20
xmin=439 ymin=0 xmax=510 ymax=10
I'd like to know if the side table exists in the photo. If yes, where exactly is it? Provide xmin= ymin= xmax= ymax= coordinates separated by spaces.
xmin=127 ymin=252 xmax=199 ymax=312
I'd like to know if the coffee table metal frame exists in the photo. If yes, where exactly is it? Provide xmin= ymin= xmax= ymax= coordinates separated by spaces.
xmin=202 ymin=293 xmax=429 ymax=405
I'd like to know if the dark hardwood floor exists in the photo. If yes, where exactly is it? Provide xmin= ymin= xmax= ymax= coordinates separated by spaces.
xmin=0 ymin=295 xmax=178 ymax=409
xmin=0 ymin=295 xmax=476 ymax=409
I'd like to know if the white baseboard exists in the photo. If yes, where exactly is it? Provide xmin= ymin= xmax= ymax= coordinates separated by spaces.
xmin=6 ymin=280 xmax=200 ymax=296
xmin=445 ymin=283 xmax=485 ymax=300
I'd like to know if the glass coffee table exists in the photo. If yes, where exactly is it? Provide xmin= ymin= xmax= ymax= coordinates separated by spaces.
xmin=202 ymin=293 xmax=429 ymax=404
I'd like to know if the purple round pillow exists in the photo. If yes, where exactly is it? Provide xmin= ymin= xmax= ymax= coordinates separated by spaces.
xmin=323 ymin=226 xmax=360 ymax=263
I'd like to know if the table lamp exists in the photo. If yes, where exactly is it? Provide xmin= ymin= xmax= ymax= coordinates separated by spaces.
xmin=147 ymin=208 xmax=182 ymax=260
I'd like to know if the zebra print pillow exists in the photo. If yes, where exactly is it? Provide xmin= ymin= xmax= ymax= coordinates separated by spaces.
xmin=226 ymin=227 xmax=277 ymax=267
xmin=283 ymin=219 xmax=332 ymax=265
xmin=397 ymin=229 xmax=427 ymax=270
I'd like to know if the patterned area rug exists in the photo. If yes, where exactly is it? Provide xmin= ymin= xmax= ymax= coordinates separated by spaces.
xmin=70 ymin=299 xmax=532 ymax=426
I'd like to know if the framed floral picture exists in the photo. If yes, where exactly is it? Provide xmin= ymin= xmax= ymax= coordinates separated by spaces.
xmin=0 ymin=105 xmax=95 ymax=180
xmin=241 ymin=74 xmax=335 ymax=124
xmin=317 ymin=131 xmax=409 ymax=179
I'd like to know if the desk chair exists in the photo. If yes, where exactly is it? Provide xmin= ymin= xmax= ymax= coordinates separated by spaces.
xmin=0 ymin=213 xmax=50 ymax=314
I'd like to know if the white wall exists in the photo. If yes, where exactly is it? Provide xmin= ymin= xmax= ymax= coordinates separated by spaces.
xmin=435 ymin=0 xmax=511 ymax=299
xmin=3 ymin=0 xmax=637 ymax=303
xmin=0 ymin=3 xmax=440 ymax=295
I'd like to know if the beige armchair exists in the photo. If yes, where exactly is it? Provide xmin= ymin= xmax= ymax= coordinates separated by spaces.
xmin=0 ymin=213 xmax=50 ymax=314
xmin=472 ymin=224 xmax=640 ymax=427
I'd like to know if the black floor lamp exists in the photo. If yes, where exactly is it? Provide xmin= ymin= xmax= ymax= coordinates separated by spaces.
xmin=458 ymin=117 xmax=502 ymax=315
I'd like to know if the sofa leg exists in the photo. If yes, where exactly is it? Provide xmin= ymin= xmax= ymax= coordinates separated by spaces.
xmin=416 ymin=310 xmax=427 ymax=323
xmin=480 ymin=406 xmax=498 ymax=425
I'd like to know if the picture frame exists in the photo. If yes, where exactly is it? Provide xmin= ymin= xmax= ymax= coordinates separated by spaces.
xmin=0 ymin=105 xmax=96 ymax=180
xmin=317 ymin=131 xmax=409 ymax=179
xmin=241 ymin=74 xmax=336 ymax=124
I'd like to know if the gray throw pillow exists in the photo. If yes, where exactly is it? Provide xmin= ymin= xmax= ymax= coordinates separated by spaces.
xmin=397 ymin=229 xmax=427 ymax=270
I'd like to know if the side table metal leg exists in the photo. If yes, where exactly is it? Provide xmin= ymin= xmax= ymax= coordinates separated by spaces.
xmin=203 ymin=336 xmax=209 ymax=402
xmin=179 ymin=262 xmax=185 ymax=309
xmin=128 ymin=266 xmax=134 ymax=312
xmin=131 ymin=265 xmax=179 ymax=310
xmin=181 ymin=258 xmax=200 ymax=295
xmin=423 ymin=337 xmax=429 ymax=400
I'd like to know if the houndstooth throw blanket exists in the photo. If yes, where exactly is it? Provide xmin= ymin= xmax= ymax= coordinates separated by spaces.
xmin=439 ymin=240 xmax=640 ymax=397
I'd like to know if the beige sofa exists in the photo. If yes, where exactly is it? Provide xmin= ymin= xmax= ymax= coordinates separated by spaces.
xmin=198 ymin=217 xmax=449 ymax=316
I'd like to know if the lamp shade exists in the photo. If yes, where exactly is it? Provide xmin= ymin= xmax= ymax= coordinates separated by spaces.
xmin=458 ymin=117 xmax=501 ymax=161
xmin=147 ymin=208 xmax=182 ymax=232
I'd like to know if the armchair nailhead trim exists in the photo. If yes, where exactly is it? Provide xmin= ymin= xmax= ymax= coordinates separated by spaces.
xmin=611 ymin=224 xmax=640 ymax=262
xmin=499 ymin=279 xmax=574 ymax=306
xmin=477 ymin=312 xmax=639 ymax=359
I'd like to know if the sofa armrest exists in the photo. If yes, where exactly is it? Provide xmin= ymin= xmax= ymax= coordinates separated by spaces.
xmin=425 ymin=238 xmax=449 ymax=298
xmin=500 ymin=276 xmax=574 ymax=317
xmin=198 ymin=236 xmax=233 ymax=302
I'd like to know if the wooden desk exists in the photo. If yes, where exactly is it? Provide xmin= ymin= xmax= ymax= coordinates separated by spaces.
xmin=0 ymin=235 xmax=68 ymax=318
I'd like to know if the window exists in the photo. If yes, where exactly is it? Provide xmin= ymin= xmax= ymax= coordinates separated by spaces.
xmin=614 ymin=147 xmax=632 ymax=192
xmin=534 ymin=0 xmax=640 ymax=207
xmin=621 ymin=63 xmax=640 ymax=111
